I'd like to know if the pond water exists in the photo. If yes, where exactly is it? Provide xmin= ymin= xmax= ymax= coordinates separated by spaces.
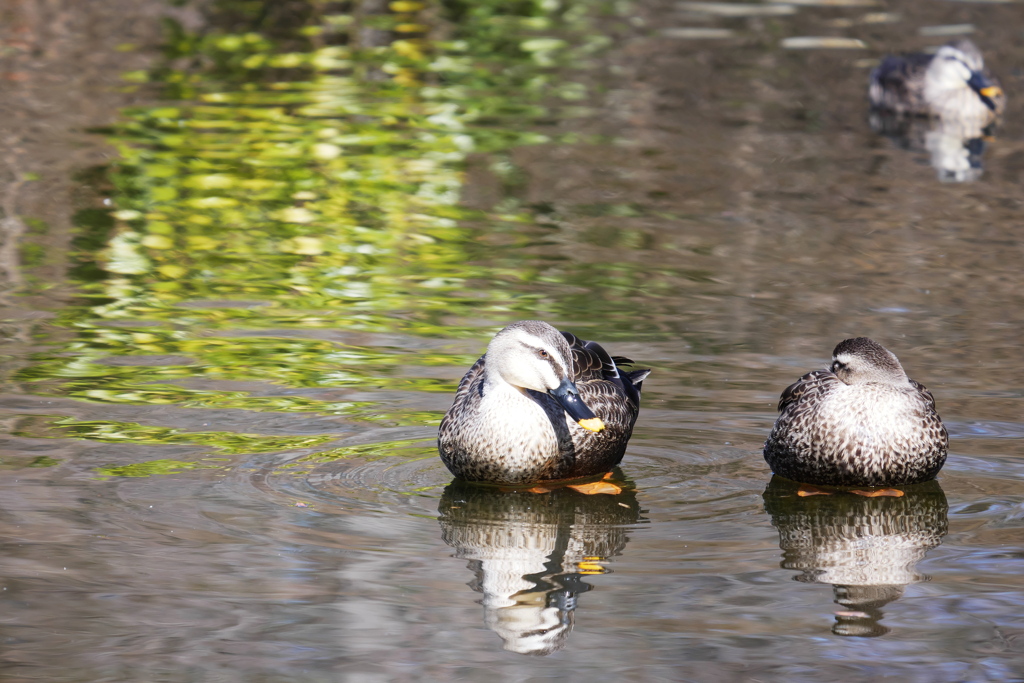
xmin=2 ymin=0 xmax=1024 ymax=680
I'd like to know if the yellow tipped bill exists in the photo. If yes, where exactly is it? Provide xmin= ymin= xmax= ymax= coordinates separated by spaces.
xmin=578 ymin=417 xmax=606 ymax=433
xmin=980 ymin=86 xmax=1002 ymax=99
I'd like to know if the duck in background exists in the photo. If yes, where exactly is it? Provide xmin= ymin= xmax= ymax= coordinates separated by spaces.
xmin=870 ymin=38 xmax=1004 ymax=122
xmin=438 ymin=321 xmax=649 ymax=487
xmin=868 ymin=39 xmax=1005 ymax=182
xmin=763 ymin=337 xmax=948 ymax=492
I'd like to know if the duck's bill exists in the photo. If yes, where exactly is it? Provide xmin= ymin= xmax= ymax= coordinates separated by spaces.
xmin=967 ymin=72 xmax=1002 ymax=109
xmin=549 ymin=378 xmax=606 ymax=433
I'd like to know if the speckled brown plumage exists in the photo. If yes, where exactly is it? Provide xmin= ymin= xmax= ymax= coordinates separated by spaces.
xmin=438 ymin=321 xmax=649 ymax=485
xmin=763 ymin=338 xmax=948 ymax=487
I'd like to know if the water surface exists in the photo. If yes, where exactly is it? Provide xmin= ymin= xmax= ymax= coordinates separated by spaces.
xmin=1 ymin=0 xmax=1024 ymax=680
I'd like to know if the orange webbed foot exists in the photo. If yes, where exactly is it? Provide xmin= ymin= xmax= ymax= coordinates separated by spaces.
xmin=797 ymin=485 xmax=834 ymax=497
xmin=567 ymin=480 xmax=624 ymax=495
xmin=850 ymin=488 xmax=904 ymax=498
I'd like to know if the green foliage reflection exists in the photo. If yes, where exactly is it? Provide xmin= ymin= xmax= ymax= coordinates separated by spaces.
xmin=21 ymin=0 xmax=623 ymax=462
xmin=17 ymin=417 xmax=334 ymax=454
xmin=96 ymin=459 xmax=225 ymax=479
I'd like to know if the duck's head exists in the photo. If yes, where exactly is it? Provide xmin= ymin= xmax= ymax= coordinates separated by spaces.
xmin=486 ymin=321 xmax=605 ymax=432
xmin=829 ymin=337 xmax=910 ymax=386
xmin=926 ymin=40 xmax=1003 ymax=112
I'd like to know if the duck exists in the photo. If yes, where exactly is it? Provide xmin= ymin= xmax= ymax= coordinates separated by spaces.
xmin=438 ymin=320 xmax=650 ymax=485
xmin=763 ymin=337 xmax=948 ymax=488
xmin=869 ymin=39 xmax=1005 ymax=124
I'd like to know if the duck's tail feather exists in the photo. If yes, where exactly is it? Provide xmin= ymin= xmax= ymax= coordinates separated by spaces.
xmin=624 ymin=368 xmax=651 ymax=390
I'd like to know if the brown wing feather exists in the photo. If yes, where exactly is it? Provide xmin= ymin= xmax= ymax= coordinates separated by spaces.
xmin=438 ymin=355 xmax=485 ymax=446
xmin=777 ymin=369 xmax=838 ymax=413
xmin=563 ymin=331 xmax=648 ymax=410
xmin=561 ymin=332 xmax=605 ymax=382
xmin=910 ymin=378 xmax=937 ymax=412
xmin=454 ymin=355 xmax=485 ymax=398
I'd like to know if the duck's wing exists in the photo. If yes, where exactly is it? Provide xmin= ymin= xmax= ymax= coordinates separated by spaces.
xmin=443 ymin=355 xmax=486 ymax=415
xmin=909 ymin=378 xmax=937 ymax=412
xmin=910 ymin=378 xmax=949 ymax=447
xmin=869 ymin=53 xmax=933 ymax=113
xmin=438 ymin=354 xmax=486 ymax=447
xmin=777 ymin=369 xmax=839 ymax=413
xmin=560 ymin=331 xmax=603 ymax=380
xmin=561 ymin=331 xmax=648 ymax=409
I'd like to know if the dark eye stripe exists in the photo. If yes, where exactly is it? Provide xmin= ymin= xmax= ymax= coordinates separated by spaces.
xmin=523 ymin=343 xmax=550 ymax=358
xmin=521 ymin=341 xmax=568 ymax=377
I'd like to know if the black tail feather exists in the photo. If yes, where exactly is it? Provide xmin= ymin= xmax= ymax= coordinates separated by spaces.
xmin=624 ymin=368 xmax=651 ymax=390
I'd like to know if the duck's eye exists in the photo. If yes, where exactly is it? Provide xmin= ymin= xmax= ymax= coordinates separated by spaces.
xmin=831 ymin=361 xmax=845 ymax=373
xmin=538 ymin=349 xmax=549 ymax=359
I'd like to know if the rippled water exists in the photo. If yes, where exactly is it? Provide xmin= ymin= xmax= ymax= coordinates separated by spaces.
xmin=2 ymin=0 xmax=1024 ymax=680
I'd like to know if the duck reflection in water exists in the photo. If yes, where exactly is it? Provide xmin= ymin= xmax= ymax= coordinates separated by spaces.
xmin=437 ymin=478 xmax=641 ymax=655
xmin=869 ymin=39 xmax=1005 ymax=182
xmin=763 ymin=476 xmax=948 ymax=637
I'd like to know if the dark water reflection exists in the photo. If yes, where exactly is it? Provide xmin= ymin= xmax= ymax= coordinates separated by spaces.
xmin=2 ymin=0 xmax=1024 ymax=679
xmin=870 ymin=111 xmax=996 ymax=183
xmin=764 ymin=477 xmax=949 ymax=637
xmin=438 ymin=480 xmax=642 ymax=655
